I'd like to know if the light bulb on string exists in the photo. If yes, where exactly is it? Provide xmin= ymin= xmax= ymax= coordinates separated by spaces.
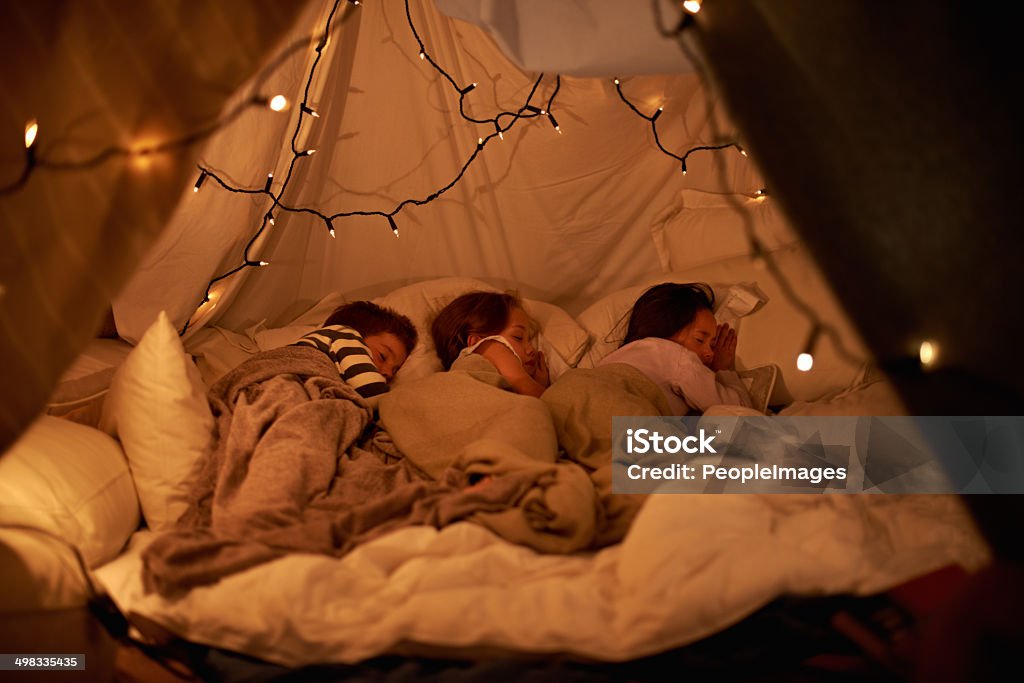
xmin=268 ymin=95 xmax=288 ymax=112
xmin=193 ymin=170 xmax=207 ymax=192
xmin=495 ymin=121 xmax=503 ymax=140
xmin=460 ymin=83 xmax=477 ymax=95
xmin=547 ymin=113 xmax=561 ymax=134
xmin=753 ymin=188 xmax=768 ymax=200
xmin=419 ymin=51 xmax=425 ymax=60
xmin=301 ymin=104 xmax=320 ymax=118
xmin=919 ymin=340 xmax=939 ymax=370
xmin=651 ymin=107 xmax=663 ymax=122
xmin=266 ymin=211 xmax=275 ymax=225
xmin=797 ymin=325 xmax=822 ymax=372
xmin=387 ymin=215 xmax=400 ymax=238
xmin=327 ymin=218 xmax=336 ymax=239
xmin=680 ymin=159 xmax=687 ymax=175
xmin=264 ymin=173 xmax=274 ymax=192
xmin=304 ymin=149 xmax=317 ymax=156
xmin=24 ymin=120 xmax=38 ymax=149
xmin=258 ymin=261 xmax=270 ymax=267
xmin=683 ymin=0 xmax=703 ymax=14
xmin=737 ymin=144 xmax=748 ymax=157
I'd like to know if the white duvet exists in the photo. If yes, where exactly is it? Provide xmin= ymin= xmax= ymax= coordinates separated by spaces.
xmin=95 ymin=491 xmax=988 ymax=667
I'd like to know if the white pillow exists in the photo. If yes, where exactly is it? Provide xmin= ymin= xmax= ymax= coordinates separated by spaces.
xmin=576 ymin=276 xmax=767 ymax=366
xmin=0 ymin=415 xmax=139 ymax=569
xmin=651 ymin=190 xmax=799 ymax=273
xmin=99 ymin=311 xmax=214 ymax=531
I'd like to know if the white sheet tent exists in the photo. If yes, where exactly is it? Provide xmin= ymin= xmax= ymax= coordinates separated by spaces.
xmin=1 ymin=0 xmax=1023 ymax=671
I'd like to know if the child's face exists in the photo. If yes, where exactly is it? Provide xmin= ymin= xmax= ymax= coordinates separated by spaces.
xmin=669 ymin=308 xmax=717 ymax=367
xmin=497 ymin=306 xmax=539 ymax=374
xmin=363 ymin=332 xmax=410 ymax=382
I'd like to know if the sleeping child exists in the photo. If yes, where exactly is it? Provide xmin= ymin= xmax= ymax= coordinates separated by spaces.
xmin=430 ymin=291 xmax=550 ymax=397
xmin=293 ymin=300 xmax=418 ymax=400
xmin=597 ymin=282 xmax=753 ymax=414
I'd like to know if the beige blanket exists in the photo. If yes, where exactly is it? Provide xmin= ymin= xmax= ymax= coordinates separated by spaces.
xmin=141 ymin=347 xmax=577 ymax=597
xmin=541 ymin=363 xmax=671 ymax=547
xmin=379 ymin=354 xmax=597 ymax=554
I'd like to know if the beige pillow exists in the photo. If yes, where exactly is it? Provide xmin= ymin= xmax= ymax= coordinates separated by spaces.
xmin=0 ymin=415 xmax=139 ymax=569
xmin=651 ymin=189 xmax=799 ymax=273
xmin=99 ymin=311 xmax=214 ymax=531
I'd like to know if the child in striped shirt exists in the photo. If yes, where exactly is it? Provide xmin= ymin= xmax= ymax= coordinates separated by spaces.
xmin=293 ymin=301 xmax=418 ymax=400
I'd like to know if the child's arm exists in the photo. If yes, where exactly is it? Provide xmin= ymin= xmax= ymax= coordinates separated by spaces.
xmin=473 ymin=339 xmax=548 ymax=397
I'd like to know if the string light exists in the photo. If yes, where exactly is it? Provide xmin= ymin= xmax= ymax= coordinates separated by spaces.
xmin=387 ymin=215 xmax=400 ymax=237
xmin=193 ymin=170 xmax=207 ymax=192
xmin=268 ymin=95 xmax=289 ymax=111
xmin=24 ymin=120 xmax=38 ymax=149
xmin=264 ymin=173 xmax=273 ymax=192
xmin=919 ymin=340 xmax=939 ymax=369
xmin=753 ymin=188 xmax=768 ymax=199
xmin=301 ymin=104 xmax=320 ymax=118
xmin=797 ymin=325 xmax=822 ymax=372
xmin=327 ymin=218 xmax=336 ymax=239
xmin=614 ymin=78 xmax=741 ymax=173
xmin=547 ymin=112 xmax=561 ymax=133
xmin=266 ymin=211 xmax=275 ymax=225
xmin=304 ymin=149 xmax=317 ymax=156
xmin=683 ymin=0 xmax=703 ymax=14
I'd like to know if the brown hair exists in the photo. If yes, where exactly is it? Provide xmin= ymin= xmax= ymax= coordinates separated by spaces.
xmin=621 ymin=282 xmax=715 ymax=346
xmin=324 ymin=301 xmax=418 ymax=355
xmin=430 ymin=291 xmax=522 ymax=369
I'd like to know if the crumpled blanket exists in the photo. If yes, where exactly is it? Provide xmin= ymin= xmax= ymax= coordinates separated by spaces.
xmin=541 ymin=363 xmax=671 ymax=548
xmin=141 ymin=346 xmax=584 ymax=598
xmin=378 ymin=354 xmax=598 ymax=554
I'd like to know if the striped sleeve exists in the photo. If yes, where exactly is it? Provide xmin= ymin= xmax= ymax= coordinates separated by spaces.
xmin=293 ymin=325 xmax=388 ymax=398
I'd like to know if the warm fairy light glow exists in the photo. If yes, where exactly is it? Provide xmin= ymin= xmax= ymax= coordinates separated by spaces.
xmin=193 ymin=171 xmax=207 ymax=192
xmin=269 ymin=95 xmax=288 ymax=111
xmin=419 ymin=51 xmax=425 ymax=60
xmin=683 ymin=0 xmax=703 ymax=14
xmin=919 ymin=340 xmax=939 ymax=368
xmin=796 ymin=352 xmax=814 ymax=372
xmin=305 ymin=149 xmax=317 ymax=156
xmin=738 ymin=146 xmax=748 ymax=157
xmin=259 ymin=260 xmax=270 ymax=267
xmin=753 ymin=188 xmax=768 ymax=200
xmin=264 ymin=173 xmax=274 ymax=192
xmin=24 ymin=120 xmax=38 ymax=149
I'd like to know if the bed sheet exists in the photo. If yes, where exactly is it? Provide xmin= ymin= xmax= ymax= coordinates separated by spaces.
xmin=94 ymin=489 xmax=988 ymax=668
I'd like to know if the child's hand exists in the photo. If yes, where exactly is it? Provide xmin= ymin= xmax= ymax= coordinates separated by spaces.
xmin=529 ymin=350 xmax=551 ymax=388
xmin=710 ymin=323 xmax=738 ymax=372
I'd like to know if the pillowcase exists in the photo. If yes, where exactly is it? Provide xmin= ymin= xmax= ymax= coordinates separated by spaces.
xmin=651 ymin=189 xmax=799 ymax=273
xmin=0 ymin=415 xmax=139 ymax=569
xmin=99 ymin=311 xmax=214 ymax=531
xmin=45 ymin=338 xmax=133 ymax=427
xmin=576 ymin=276 xmax=767 ymax=366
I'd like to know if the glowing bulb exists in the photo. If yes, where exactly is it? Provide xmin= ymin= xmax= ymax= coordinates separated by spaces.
xmin=269 ymin=95 xmax=288 ymax=111
xmin=264 ymin=173 xmax=274 ymax=192
xmin=24 ymin=120 xmax=38 ymax=149
xmin=305 ymin=149 xmax=317 ymax=156
xmin=738 ymin=145 xmax=748 ymax=157
xmin=387 ymin=215 xmax=400 ymax=237
xmin=683 ymin=0 xmax=702 ymax=14
xmin=919 ymin=340 xmax=939 ymax=368
xmin=193 ymin=171 xmax=207 ymax=192
xmin=753 ymin=188 xmax=768 ymax=200
xmin=259 ymin=261 xmax=269 ymax=267
xmin=796 ymin=352 xmax=814 ymax=372
xmin=419 ymin=51 xmax=425 ymax=60
xmin=613 ymin=78 xmax=620 ymax=85
xmin=327 ymin=218 xmax=336 ymax=239
xmin=301 ymin=104 xmax=320 ymax=118
xmin=652 ymin=107 xmax=663 ymax=121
